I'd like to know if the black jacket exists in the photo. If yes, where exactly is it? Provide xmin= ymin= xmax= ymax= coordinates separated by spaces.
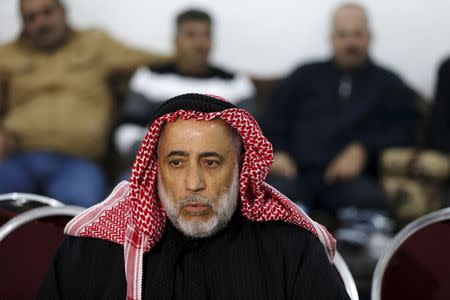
xmin=38 ymin=213 xmax=349 ymax=300
xmin=262 ymin=59 xmax=418 ymax=172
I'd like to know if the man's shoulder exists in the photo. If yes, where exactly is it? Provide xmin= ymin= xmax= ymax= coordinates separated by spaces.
xmin=0 ymin=38 xmax=24 ymax=61
xmin=255 ymin=219 xmax=316 ymax=236
xmin=61 ymin=235 xmax=122 ymax=252
xmin=251 ymin=220 xmax=322 ymax=251
xmin=0 ymin=39 xmax=19 ymax=52
xmin=297 ymin=60 xmax=329 ymax=70
xmin=245 ymin=220 xmax=332 ymax=265
xmin=147 ymin=62 xmax=177 ymax=74
xmin=60 ymin=28 xmax=115 ymax=55
xmin=0 ymin=39 xmax=30 ymax=70
xmin=57 ymin=236 xmax=123 ymax=264
xmin=147 ymin=63 xmax=237 ymax=80
xmin=287 ymin=60 xmax=331 ymax=79
xmin=70 ymin=28 xmax=119 ymax=48
xmin=0 ymin=29 xmax=110 ymax=50
xmin=208 ymin=65 xmax=236 ymax=80
xmin=438 ymin=56 xmax=450 ymax=76
xmin=74 ymin=28 xmax=110 ymax=40
xmin=370 ymin=61 xmax=406 ymax=85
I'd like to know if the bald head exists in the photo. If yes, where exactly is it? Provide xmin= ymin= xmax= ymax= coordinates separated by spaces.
xmin=332 ymin=3 xmax=369 ymax=28
xmin=331 ymin=3 xmax=371 ymax=69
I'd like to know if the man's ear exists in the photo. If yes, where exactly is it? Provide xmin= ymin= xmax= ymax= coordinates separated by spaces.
xmin=174 ymin=32 xmax=180 ymax=49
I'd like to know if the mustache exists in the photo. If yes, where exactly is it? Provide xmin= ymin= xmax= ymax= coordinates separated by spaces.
xmin=178 ymin=194 xmax=213 ymax=208
xmin=36 ymin=26 xmax=52 ymax=37
xmin=345 ymin=46 xmax=361 ymax=55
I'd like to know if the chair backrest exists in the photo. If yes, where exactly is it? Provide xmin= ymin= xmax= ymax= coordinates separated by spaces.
xmin=0 ymin=193 xmax=64 ymax=226
xmin=0 ymin=192 xmax=64 ymax=209
xmin=0 ymin=206 xmax=85 ymax=300
xmin=372 ymin=207 xmax=450 ymax=300
xmin=334 ymin=251 xmax=359 ymax=300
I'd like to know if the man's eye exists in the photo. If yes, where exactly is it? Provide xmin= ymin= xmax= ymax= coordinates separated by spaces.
xmin=44 ymin=8 xmax=53 ymax=16
xmin=204 ymin=160 xmax=219 ymax=168
xmin=169 ymin=160 xmax=183 ymax=167
xmin=25 ymin=14 xmax=36 ymax=23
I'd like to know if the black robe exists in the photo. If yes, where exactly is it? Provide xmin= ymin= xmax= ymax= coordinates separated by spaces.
xmin=38 ymin=213 xmax=350 ymax=299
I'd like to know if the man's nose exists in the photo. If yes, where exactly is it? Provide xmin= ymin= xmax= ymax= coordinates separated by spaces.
xmin=34 ymin=14 xmax=49 ymax=30
xmin=185 ymin=164 xmax=206 ymax=192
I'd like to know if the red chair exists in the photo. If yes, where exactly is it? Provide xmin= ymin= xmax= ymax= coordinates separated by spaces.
xmin=0 ymin=206 xmax=84 ymax=299
xmin=372 ymin=207 xmax=450 ymax=300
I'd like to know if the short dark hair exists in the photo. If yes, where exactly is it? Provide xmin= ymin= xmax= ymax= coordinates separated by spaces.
xmin=176 ymin=9 xmax=212 ymax=30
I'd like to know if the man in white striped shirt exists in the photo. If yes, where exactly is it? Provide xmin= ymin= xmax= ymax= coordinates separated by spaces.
xmin=114 ymin=9 xmax=255 ymax=181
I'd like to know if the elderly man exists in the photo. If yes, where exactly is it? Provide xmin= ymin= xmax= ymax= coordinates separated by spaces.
xmin=38 ymin=94 xmax=349 ymax=299
xmin=262 ymin=3 xmax=418 ymax=213
xmin=115 ymin=9 xmax=255 ymax=178
xmin=0 ymin=0 xmax=165 ymax=206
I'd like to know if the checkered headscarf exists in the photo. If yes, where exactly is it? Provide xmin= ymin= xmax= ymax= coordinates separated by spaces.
xmin=65 ymin=94 xmax=336 ymax=300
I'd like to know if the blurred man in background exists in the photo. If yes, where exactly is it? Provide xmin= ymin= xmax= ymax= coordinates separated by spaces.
xmin=428 ymin=57 xmax=450 ymax=204
xmin=262 ymin=3 xmax=418 ymax=215
xmin=114 ymin=8 xmax=255 ymax=180
xmin=0 ymin=0 xmax=166 ymax=206
xmin=429 ymin=57 xmax=450 ymax=155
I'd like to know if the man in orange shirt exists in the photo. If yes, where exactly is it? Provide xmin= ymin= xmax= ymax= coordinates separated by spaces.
xmin=0 ymin=0 xmax=166 ymax=206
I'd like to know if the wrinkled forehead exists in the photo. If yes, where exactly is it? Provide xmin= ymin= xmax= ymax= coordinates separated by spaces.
xmin=157 ymin=118 xmax=236 ymax=151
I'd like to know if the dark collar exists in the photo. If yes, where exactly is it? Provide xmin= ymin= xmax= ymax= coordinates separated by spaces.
xmin=329 ymin=56 xmax=374 ymax=76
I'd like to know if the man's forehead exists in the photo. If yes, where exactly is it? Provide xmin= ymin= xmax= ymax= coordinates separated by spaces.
xmin=333 ymin=6 xmax=368 ymax=29
xmin=177 ymin=22 xmax=211 ymax=36
xmin=21 ymin=0 xmax=59 ymax=11
xmin=179 ymin=19 xmax=211 ymax=29
xmin=157 ymin=119 xmax=236 ymax=159
xmin=161 ymin=119 xmax=230 ymax=138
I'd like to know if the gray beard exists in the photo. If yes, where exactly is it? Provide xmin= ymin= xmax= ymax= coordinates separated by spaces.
xmin=157 ymin=168 xmax=239 ymax=239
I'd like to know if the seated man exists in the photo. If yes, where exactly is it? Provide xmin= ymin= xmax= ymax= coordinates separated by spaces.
xmin=428 ymin=56 xmax=450 ymax=204
xmin=114 ymin=9 xmax=255 ymax=174
xmin=376 ymin=57 xmax=450 ymax=222
xmin=38 ymin=93 xmax=349 ymax=299
xmin=262 ymin=3 xmax=418 ymax=214
xmin=428 ymin=57 xmax=450 ymax=154
xmin=0 ymin=0 xmax=166 ymax=206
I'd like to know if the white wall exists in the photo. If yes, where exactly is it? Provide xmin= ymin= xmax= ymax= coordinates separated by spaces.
xmin=1 ymin=0 xmax=449 ymax=99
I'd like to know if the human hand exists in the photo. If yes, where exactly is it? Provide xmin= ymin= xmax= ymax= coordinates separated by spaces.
xmin=324 ymin=142 xmax=367 ymax=184
xmin=0 ymin=128 xmax=17 ymax=160
xmin=270 ymin=151 xmax=298 ymax=178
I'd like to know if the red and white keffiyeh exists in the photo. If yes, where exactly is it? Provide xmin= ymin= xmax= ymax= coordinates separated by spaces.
xmin=65 ymin=99 xmax=336 ymax=300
